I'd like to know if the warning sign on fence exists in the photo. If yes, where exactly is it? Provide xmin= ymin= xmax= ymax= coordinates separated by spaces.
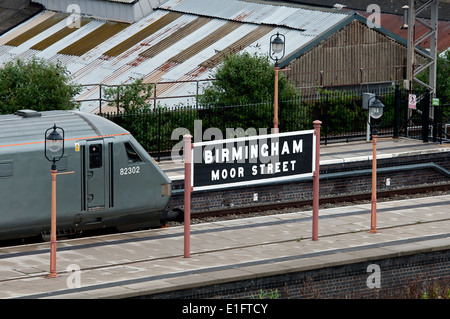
xmin=409 ymin=94 xmax=417 ymax=109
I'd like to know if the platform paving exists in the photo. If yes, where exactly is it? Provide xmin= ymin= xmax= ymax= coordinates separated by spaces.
xmin=0 ymin=194 xmax=449 ymax=299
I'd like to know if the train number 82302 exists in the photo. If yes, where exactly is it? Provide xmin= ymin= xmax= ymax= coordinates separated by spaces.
xmin=120 ymin=166 xmax=141 ymax=175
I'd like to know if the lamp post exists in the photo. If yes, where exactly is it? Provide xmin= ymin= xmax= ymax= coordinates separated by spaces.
xmin=269 ymin=32 xmax=285 ymax=134
xmin=44 ymin=124 xmax=65 ymax=278
xmin=367 ymin=96 xmax=384 ymax=234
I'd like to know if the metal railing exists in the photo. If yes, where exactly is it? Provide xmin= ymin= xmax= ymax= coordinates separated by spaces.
xmin=73 ymin=66 xmax=409 ymax=113
xmin=74 ymin=79 xmax=215 ymax=113
xmin=102 ymin=87 xmax=405 ymax=161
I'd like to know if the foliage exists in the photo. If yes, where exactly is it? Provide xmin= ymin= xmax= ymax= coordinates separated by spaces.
xmin=0 ymin=57 xmax=81 ymax=114
xmin=314 ymin=88 xmax=367 ymax=134
xmin=403 ymin=276 xmax=450 ymax=299
xmin=104 ymin=87 xmax=411 ymax=156
xmin=104 ymin=105 xmax=198 ymax=155
xmin=254 ymin=289 xmax=280 ymax=299
xmin=103 ymin=79 xmax=155 ymax=151
xmin=103 ymin=78 xmax=153 ymax=112
xmin=416 ymin=50 xmax=450 ymax=106
xmin=198 ymin=52 xmax=299 ymax=106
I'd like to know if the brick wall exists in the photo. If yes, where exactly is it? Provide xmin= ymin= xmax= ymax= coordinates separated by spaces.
xmin=141 ymin=249 xmax=450 ymax=299
xmin=167 ymin=152 xmax=450 ymax=213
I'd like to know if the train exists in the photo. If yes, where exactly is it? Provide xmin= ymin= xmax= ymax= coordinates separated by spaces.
xmin=0 ymin=109 xmax=178 ymax=241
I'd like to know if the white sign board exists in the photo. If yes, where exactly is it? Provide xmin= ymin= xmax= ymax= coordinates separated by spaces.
xmin=191 ymin=130 xmax=316 ymax=191
xmin=408 ymin=94 xmax=417 ymax=109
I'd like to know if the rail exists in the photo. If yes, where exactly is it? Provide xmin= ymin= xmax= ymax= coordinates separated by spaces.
xmin=74 ymin=79 xmax=215 ymax=113
xmin=73 ymin=66 xmax=412 ymax=113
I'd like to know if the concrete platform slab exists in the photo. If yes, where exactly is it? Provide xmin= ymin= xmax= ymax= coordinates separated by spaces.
xmin=0 ymin=194 xmax=448 ymax=299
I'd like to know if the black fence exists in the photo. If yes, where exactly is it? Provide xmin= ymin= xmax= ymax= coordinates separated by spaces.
xmin=102 ymin=86 xmax=449 ymax=160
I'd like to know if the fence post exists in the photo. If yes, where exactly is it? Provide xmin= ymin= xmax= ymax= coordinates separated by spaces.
xmin=196 ymin=80 xmax=199 ymax=108
xmin=99 ymin=84 xmax=102 ymax=115
xmin=222 ymin=104 xmax=226 ymax=134
xmin=422 ymin=89 xmax=430 ymax=142
xmin=394 ymin=84 xmax=400 ymax=138
xmin=158 ymin=107 xmax=161 ymax=162
xmin=324 ymin=93 xmax=329 ymax=145
xmin=437 ymin=103 xmax=443 ymax=144
xmin=153 ymin=82 xmax=157 ymax=111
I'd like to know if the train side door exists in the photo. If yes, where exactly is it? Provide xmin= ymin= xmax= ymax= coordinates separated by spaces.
xmin=86 ymin=140 xmax=105 ymax=211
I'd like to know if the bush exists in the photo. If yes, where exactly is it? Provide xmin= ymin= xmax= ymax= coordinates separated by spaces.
xmin=198 ymin=52 xmax=299 ymax=106
xmin=0 ymin=57 xmax=81 ymax=114
xmin=103 ymin=78 xmax=153 ymax=112
xmin=416 ymin=50 xmax=450 ymax=106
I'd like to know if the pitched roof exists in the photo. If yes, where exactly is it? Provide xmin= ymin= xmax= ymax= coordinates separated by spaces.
xmin=0 ymin=0 xmax=43 ymax=36
xmin=357 ymin=10 xmax=450 ymax=52
xmin=0 ymin=0 xmax=358 ymax=111
xmin=264 ymin=0 xmax=450 ymax=20
xmin=0 ymin=0 xmax=430 ymax=111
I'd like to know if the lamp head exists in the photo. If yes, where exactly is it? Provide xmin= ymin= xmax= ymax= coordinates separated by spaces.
xmin=47 ymin=125 xmax=63 ymax=153
xmin=271 ymin=33 xmax=284 ymax=54
xmin=369 ymin=97 xmax=384 ymax=119
xmin=45 ymin=124 xmax=65 ymax=164
xmin=269 ymin=32 xmax=285 ymax=63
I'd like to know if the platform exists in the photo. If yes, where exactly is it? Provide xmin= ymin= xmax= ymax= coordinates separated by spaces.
xmin=0 ymin=194 xmax=449 ymax=299
xmin=160 ymin=137 xmax=450 ymax=181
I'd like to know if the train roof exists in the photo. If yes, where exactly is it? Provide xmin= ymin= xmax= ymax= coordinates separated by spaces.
xmin=0 ymin=110 xmax=129 ymax=148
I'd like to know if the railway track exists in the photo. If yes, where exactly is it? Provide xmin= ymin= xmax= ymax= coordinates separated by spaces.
xmin=1 ymin=183 xmax=449 ymax=247
xmin=184 ymin=183 xmax=450 ymax=221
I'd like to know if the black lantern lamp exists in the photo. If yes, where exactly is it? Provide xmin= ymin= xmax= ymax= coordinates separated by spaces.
xmin=269 ymin=32 xmax=285 ymax=67
xmin=45 ymin=124 xmax=65 ymax=170
xmin=367 ymin=96 xmax=385 ymax=134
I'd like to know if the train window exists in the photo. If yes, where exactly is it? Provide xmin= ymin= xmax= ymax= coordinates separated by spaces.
xmin=89 ymin=144 xmax=103 ymax=169
xmin=124 ymin=142 xmax=143 ymax=163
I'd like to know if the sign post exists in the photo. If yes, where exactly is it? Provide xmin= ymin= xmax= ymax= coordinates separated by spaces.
xmin=189 ymin=128 xmax=320 ymax=240
xmin=183 ymin=134 xmax=192 ymax=258
xmin=312 ymin=121 xmax=321 ymax=241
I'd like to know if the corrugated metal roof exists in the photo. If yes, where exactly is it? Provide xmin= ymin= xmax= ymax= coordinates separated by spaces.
xmin=140 ymin=17 xmax=212 ymax=58
xmin=0 ymin=0 xmax=353 ymax=112
xmin=58 ymin=21 xmax=130 ymax=56
xmin=159 ymin=0 xmax=350 ymax=35
xmin=5 ymin=13 xmax=66 ymax=47
xmin=30 ymin=18 xmax=91 ymax=51
xmin=199 ymin=25 xmax=274 ymax=68
xmin=103 ymin=11 xmax=183 ymax=56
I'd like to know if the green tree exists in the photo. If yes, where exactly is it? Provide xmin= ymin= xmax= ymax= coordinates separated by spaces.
xmin=103 ymin=78 xmax=153 ymax=112
xmin=0 ymin=57 xmax=81 ymax=114
xmin=198 ymin=52 xmax=299 ymax=105
xmin=416 ymin=50 xmax=450 ymax=105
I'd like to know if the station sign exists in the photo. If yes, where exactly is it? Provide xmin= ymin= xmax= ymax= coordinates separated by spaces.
xmin=191 ymin=130 xmax=315 ymax=191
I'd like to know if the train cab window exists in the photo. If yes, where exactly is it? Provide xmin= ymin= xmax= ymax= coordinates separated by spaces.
xmin=89 ymin=144 xmax=103 ymax=169
xmin=124 ymin=142 xmax=143 ymax=163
